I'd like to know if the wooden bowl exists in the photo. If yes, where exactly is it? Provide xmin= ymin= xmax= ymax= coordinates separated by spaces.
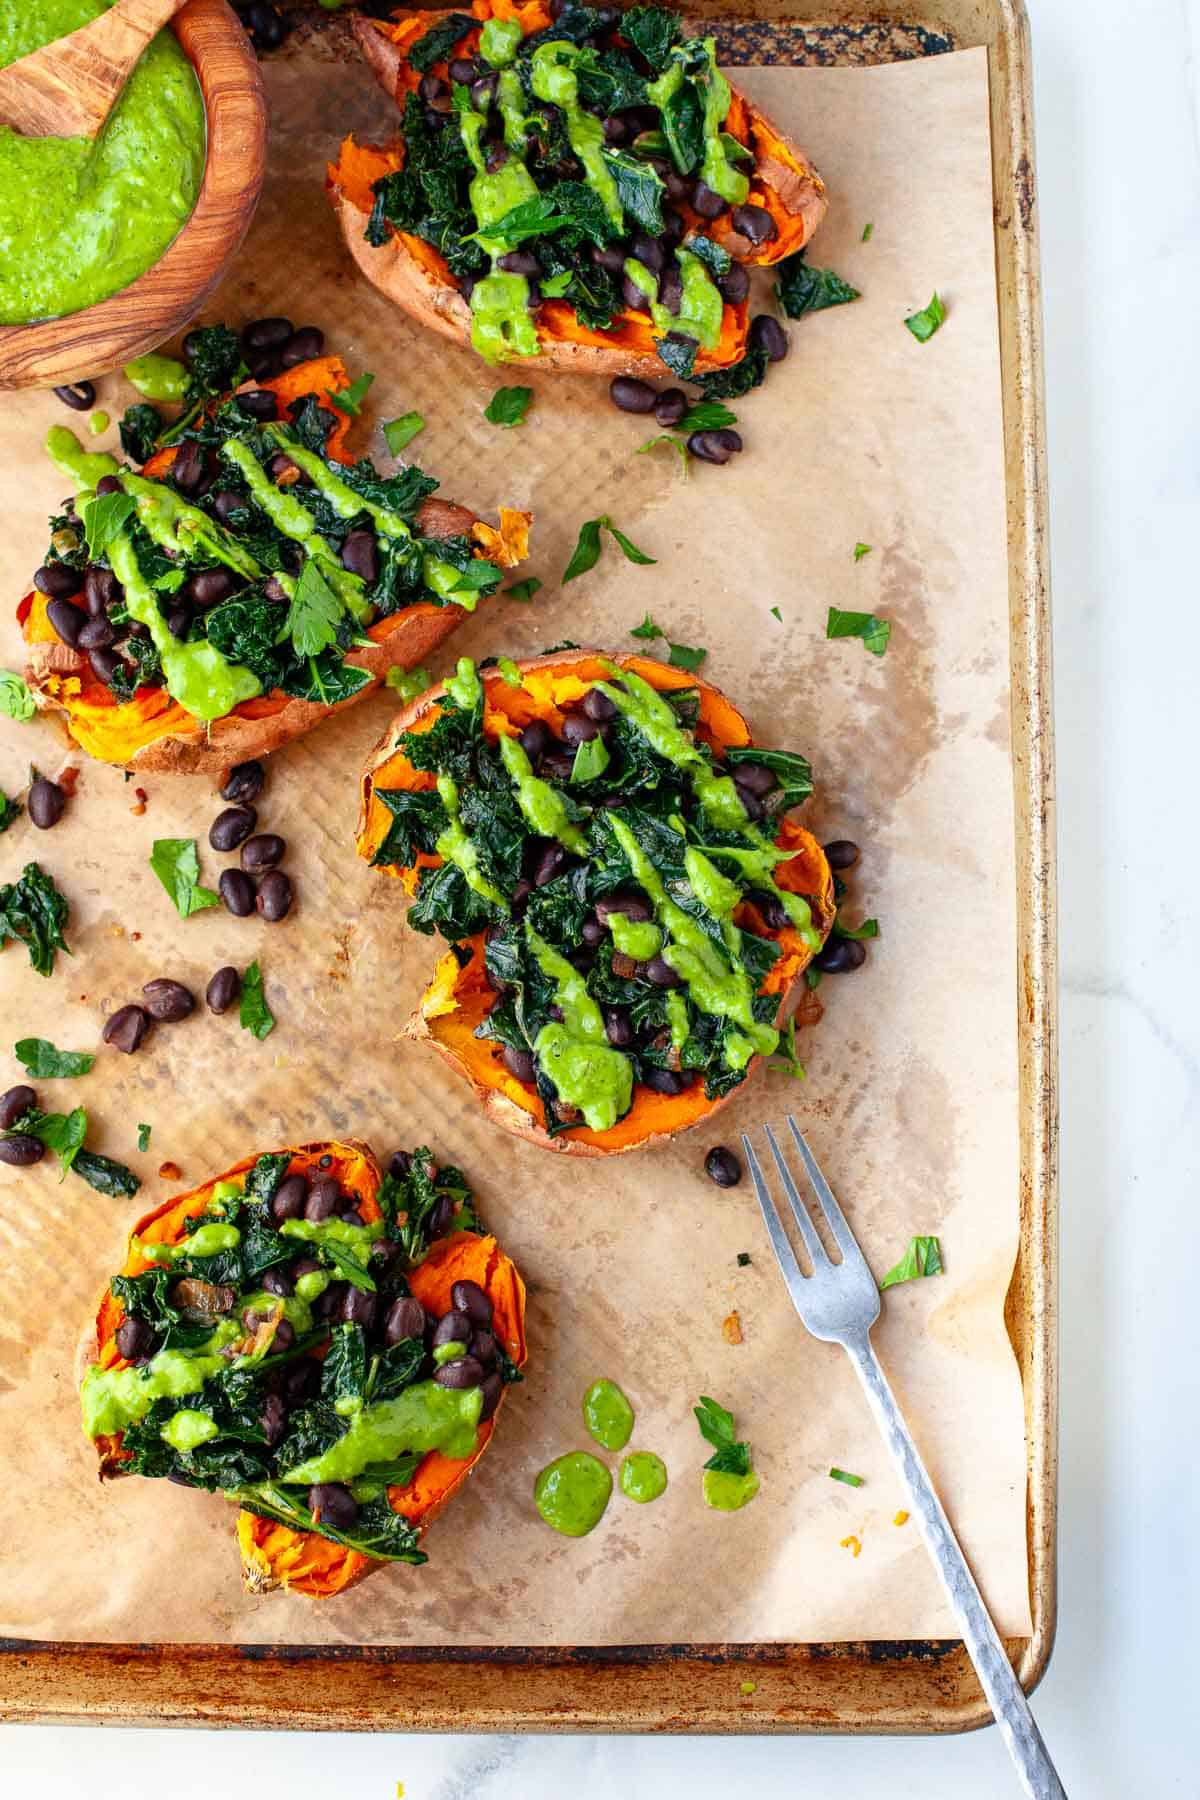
xmin=0 ymin=0 xmax=266 ymax=391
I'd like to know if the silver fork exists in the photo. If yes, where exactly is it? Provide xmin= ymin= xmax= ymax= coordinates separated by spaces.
xmin=743 ymin=1117 xmax=1066 ymax=1799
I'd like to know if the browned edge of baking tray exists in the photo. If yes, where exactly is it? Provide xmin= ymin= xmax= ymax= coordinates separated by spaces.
xmin=0 ymin=0 xmax=1055 ymax=1735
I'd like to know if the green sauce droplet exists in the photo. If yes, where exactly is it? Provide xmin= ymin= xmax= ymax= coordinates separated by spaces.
xmin=534 ymin=1450 xmax=613 ymax=1536
xmin=582 ymin=1377 xmax=634 ymax=1452
xmin=702 ymin=1466 xmax=761 ymax=1511
xmin=619 ymin=1450 xmax=668 ymax=1504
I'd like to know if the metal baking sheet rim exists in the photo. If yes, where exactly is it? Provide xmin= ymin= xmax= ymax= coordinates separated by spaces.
xmin=0 ymin=0 xmax=1056 ymax=1736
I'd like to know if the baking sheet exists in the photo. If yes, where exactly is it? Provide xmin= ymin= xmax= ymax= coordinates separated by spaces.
xmin=0 ymin=38 xmax=1032 ymax=1645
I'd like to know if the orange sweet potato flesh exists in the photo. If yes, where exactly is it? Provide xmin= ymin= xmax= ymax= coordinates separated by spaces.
xmin=82 ymin=1140 xmax=527 ymax=1600
xmin=325 ymin=3 xmax=825 ymax=376
xmin=20 ymin=356 xmax=530 ymax=774
xmin=356 ymin=651 xmax=836 ymax=1156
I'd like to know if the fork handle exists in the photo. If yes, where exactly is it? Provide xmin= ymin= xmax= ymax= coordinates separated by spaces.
xmin=843 ymin=1331 xmax=1066 ymax=1799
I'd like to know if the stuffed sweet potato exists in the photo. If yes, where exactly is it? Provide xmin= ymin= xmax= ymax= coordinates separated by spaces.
xmin=21 ymin=326 xmax=530 ymax=773
xmin=357 ymin=650 xmax=837 ymax=1155
xmin=79 ymin=1138 xmax=527 ymax=1598
xmin=328 ymin=0 xmax=827 ymax=378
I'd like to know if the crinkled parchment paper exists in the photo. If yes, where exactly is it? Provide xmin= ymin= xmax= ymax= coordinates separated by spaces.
xmin=0 ymin=38 xmax=1032 ymax=1644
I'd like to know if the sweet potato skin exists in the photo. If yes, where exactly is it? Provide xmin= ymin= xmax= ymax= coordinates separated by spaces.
xmin=80 ymin=1140 xmax=527 ymax=1598
xmin=356 ymin=650 xmax=837 ymax=1156
xmin=20 ymin=355 xmax=531 ymax=772
xmin=328 ymin=6 xmax=826 ymax=376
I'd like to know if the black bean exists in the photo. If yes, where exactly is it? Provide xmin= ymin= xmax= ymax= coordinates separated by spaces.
xmin=823 ymin=839 xmax=860 ymax=871
xmin=434 ymin=1356 xmax=484 ymax=1390
xmin=115 ymin=1315 xmax=159 ymax=1363
xmin=304 ymin=1177 xmax=341 ymax=1222
xmin=731 ymin=760 xmax=778 ymax=798
xmin=284 ymin=1357 xmax=320 ymax=1401
xmin=0 ymin=1133 xmax=45 ymax=1167
xmin=280 ymin=326 xmax=324 ymax=368
xmin=220 ymin=759 xmax=265 ymax=805
xmin=510 ymin=877 xmax=532 ymax=915
xmin=83 ymin=564 xmax=118 ymax=614
xmin=270 ymin=1174 xmax=308 ymax=1223
xmin=688 ymin=428 xmax=743 ymax=465
xmin=256 ymin=870 xmax=292 ymax=922
xmin=211 ymin=489 xmax=244 ymax=523
xmin=102 ymin=1005 xmax=151 ymax=1054
xmin=342 ymin=1288 xmax=378 ymax=1330
xmin=479 ymin=1371 xmax=504 ymax=1419
xmin=592 ymin=243 xmax=627 ymax=275
xmin=417 ymin=72 xmax=448 ymax=108
xmin=623 ymin=274 xmax=653 ymax=314
xmin=240 ymin=833 xmax=285 ymax=874
xmin=812 ymin=936 xmax=867 ymax=974
xmin=750 ymin=888 xmax=790 ymax=931
xmin=642 ymin=955 xmax=682 ymax=988
xmin=691 ymin=180 xmax=727 ymax=219
xmin=602 ymin=113 xmax=629 ymax=143
xmin=451 ymin=1279 xmax=493 ymax=1328
xmin=433 ymin=1310 xmax=473 ymax=1350
xmin=163 ymin=601 xmax=191 ymax=642
xmin=218 ymin=869 xmax=256 ymax=917
xmin=0 ymin=1086 xmax=36 ymax=1131
xmin=496 ymin=249 xmax=542 ymax=278
xmin=732 ymin=203 xmax=777 ymax=246
xmin=340 ymin=1208 xmax=364 ymax=1229
xmin=262 ymin=1265 xmax=294 ymax=1298
xmin=582 ymin=685 xmax=617 ymax=722
xmin=247 ymin=4 xmax=287 ymax=51
xmin=653 ymin=387 xmax=688 ymax=427
xmin=745 ymin=314 xmax=788 ymax=364
xmin=630 ymin=232 xmax=665 ymax=274
xmin=718 ymin=262 xmax=750 ymax=306
xmin=429 ymin=1193 xmax=457 ymax=1237
xmin=141 ymin=978 xmax=195 ymax=1023
xmin=385 ymin=1296 xmax=427 ymax=1345
xmin=313 ymin=1280 xmax=349 ymax=1321
xmin=242 ymin=316 xmax=293 ymax=352
xmin=470 ymin=74 xmax=498 ymax=109
xmin=387 ymin=1149 xmax=412 ymax=1180
xmin=247 ymin=346 xmax=282 ymax=382
xmin=263 ymin=575 xmax=290 ymax=605
xmin=469 ymin=1330 xmax=497 ymax=1368
xmin=238 ymin=387 xmax=279 ymax=423
xmin=258 ymin=1393 xmax=287 ymax=1448
xmin=53 ymin=381 xmax=95 ymax=411
xmin=88 ymin=647 xmax=123 ymax=686
xmin=581 ymin=916 xmax=605 ymax=948
xmin=171 ymin=439 xmax=207 ymax=495
xmin=561 ymin=709 xmax=602 ymax=746
xmin=660 ymin=202 xmax=688 ymax=239
xmin=642 ymin=1066 xmax=691 ymax=1095
xmin=206 ymin=965 xmax=241 ymax=1014
xmin=340 ymin=528 xmax=379 ymax=586
xmin=307 ymin=1482 xmax=358 ymax=1530
xmin=736 ymin=789 xmax=765 ymax=823
xmin=77 ymin=614 xmax=116 ymax=651
xmin=705 ymin=1145 xmax=743 ymax=1188
xmin=448 ymin=56 xmax=478 ymax=84
xmin=94 ymin=474 xmax=122 ymax=497
xmin=35 ymin=562 xmax=81 ymax=599
xmin=209 ymin=805 xmax=256 ymax=851
xmin=532 ymin=840 xmax=568 ymax=887
xmin=46 ymin=596 xmax=85 ymax=647
xmin=187 ymin=568 xmax=233 ymax=610
xmin=266 ymin=451 xmax=301 ymax=486
xmin=604 ymin=1006 xmax=633 ymax=1049
xmin=519 ymin=718 xmax=555 ymax=762
xmin=658 ymin=263 xmax=683 ymax=314
xmin=596 ymin=890 xmax=652 ymax=924
xmin=502 ymin=1043 xmax=536 ymax=1084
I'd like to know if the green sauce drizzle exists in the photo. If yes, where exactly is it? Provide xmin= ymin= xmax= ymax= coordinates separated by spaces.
xmin=702 ymin=1467 xmax=761 ymax=1511
xmin=526 ymin=925 xmax=633 ymax=1130
xmin=534 ymin=1450 xmax=613 ymax=1536
xmin=582 ymin=1377 xmax=634 ymax=1452
xmin=620 ymin=1450 xmax=668 ymax=1503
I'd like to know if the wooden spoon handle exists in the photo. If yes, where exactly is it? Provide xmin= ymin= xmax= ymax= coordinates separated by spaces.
xmin=0 ymin=0 xmax=189 ymax=140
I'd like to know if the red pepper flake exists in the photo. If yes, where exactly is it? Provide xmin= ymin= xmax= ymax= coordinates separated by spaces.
xmin=130 ymin=931 xmax=141 ymax=942
xmin=158 ymin=1161 xmax=182 ymax=1181
xmin=57 ymin=764 xmax=81 ymax=795
xmin=722 ymin=1310 xmax=744 ymax=1344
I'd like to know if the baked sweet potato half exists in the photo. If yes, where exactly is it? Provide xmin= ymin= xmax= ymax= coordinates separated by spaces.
xmin=79 ymin=1138 xmax=527 ymax=1598
xmin=357 ymin=650 xmax=836 ymax=1155
xmin=328 ymin=0 xmax=827 ymax=378
xmin=20 ymin=334 xmax=530 ymax=773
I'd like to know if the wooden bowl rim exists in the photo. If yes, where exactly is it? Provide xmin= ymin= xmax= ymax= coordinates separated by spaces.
xmin=0 ymin=0 xmax=267 ymax=390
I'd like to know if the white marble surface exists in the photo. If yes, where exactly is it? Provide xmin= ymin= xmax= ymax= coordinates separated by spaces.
xmin=4 ymin=0 xmax=1196 ymax=1790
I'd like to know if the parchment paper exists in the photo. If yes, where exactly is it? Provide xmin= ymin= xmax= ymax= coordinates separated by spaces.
xmin=0 ymin=39 xmax=1032 ymax=1644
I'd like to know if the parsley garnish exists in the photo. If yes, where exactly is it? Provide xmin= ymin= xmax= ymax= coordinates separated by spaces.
xmin=284 ymin=559 xmax=343 ymax=659
xmin=570 ymin=735 xmax=610 ymax=783
xmin=862 ymin=222 xmax=874 ymax=242
xmin=770 ymin=605 xmax=782 ymax=622
xmin=14 ymin=1038 xmax=94 ymax=1079
xmin=776 ymin=253 xmax=860 ymax=319
xmin=766 ymin=1016 xmax=805 ymax=1081
xmin=484 ymin=386 xmax=533 ymax=428
xmin=563 ymin=515 xmax=656 ymax=584
xmin=383 ymin=412 xmax=425 ymax=455
xmin=637 ymin=433 xmax=690 ymax=476
xmin=327 ymin=371 xmax=375 ymax=417
xmin=667 ymin=641 xmax=707 ymax=673
xmin=736 ymin=1252 xmax=752 ymax=1267
xmin=630 ymin=614 xmax=664 ymax=641
xmin=81 ymin=490 xmax=135 ymax=561
xmin=0 ymin=791 xmax=20 ymax=831
xmin=504 ymin=577 xmax=542 ymax=603
xmin=833 ymin=916 xmax=879 ymax=942
xmin=853 ymin=542 xmax=872 ymax=562
xmin=829 ymin=1467 xmax=864 ymax=1487
xmin=879 ymin=1236 xmax=943 ymax=1290
xmin=0 ymin=862 xmax=71 ymax=975
xmin=149 ymin=839 xmax=219 ymax=918
xmin=239 ymin=961 xmax=275 ymax=1041
xmin=904 ymin=292 xmax=945 ymax=343
xmin=826 ymin=607 xmax=890 ymax=658
xmin=137 ymin=1122 xmax=152 ymax=1153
